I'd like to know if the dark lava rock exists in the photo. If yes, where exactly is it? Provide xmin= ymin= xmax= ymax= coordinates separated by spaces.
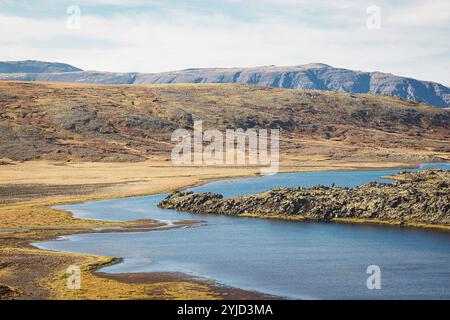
xmin=159 ymin=168 xmax=450 ymax=226
xmin=0 ymin=284 xmax=20 ymax=299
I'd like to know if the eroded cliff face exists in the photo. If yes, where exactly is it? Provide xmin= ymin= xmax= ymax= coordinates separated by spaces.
xmin=158 ymin=168 xmax=450 ymax=226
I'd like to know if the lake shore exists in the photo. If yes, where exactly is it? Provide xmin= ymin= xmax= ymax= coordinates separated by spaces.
xmin=159 ymin=168 xmax=450 ymax=231
xmin=0 ymin=159 xmax=443 ymax=300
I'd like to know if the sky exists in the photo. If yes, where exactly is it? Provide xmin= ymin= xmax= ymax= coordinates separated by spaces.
xmin=0 ymin=0 xmax=449 ymax=86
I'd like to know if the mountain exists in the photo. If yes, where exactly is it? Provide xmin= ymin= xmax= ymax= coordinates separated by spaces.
xmin=0 ymin=61 xmax=449 ymax=108
xmin=134 ymin=64 xmax=450 ymax=107
xmin=0 ymin=60 xmax=82 ymax=73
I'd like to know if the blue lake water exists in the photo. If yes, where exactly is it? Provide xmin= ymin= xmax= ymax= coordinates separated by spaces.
xmin=34 ymin=163 xmax=450 ymax=299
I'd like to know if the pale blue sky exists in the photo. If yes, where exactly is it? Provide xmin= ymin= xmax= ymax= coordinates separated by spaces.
xmin=0 ymin=0 xmax=449 ymax=85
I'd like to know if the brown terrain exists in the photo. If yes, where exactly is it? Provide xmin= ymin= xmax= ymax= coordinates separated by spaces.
xmin=0 ymin=81 xmax=449 ymax=163
xmin=0 ymin=80 xmax=449 ymax=300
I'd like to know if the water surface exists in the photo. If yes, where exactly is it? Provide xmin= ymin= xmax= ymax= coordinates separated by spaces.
xmin=34 ymin=163 xmax=450 ymax=299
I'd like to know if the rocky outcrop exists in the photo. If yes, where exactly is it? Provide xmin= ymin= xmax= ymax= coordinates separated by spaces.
xmin=0 ymin=284 xmax=20 ymax=299
xmin=158 ymin=168 xmax=450 ymax=226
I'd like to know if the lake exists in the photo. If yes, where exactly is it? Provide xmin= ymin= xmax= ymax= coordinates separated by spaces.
xmin=33 ymin=163 xmax=450 ymax=299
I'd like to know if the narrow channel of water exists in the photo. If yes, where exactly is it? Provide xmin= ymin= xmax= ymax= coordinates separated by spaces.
xmin=34 ymin=163 xmax=450 ymax=299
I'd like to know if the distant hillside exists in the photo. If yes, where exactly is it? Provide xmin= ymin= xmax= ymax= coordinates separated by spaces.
xmin=134 ymin=64 xmax=450 ymax=108
xmin=0 ymin=62 xmax=449 ymax=108
xmin=0 ymin=60 xmax=82 ymax=73
xmin=0 ymin=81 xmax=448 ymax=163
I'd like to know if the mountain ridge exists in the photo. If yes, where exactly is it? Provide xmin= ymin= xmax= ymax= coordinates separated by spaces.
xmin=0 ymin=61 xmax=449 ymax=108
xmin=0 ymin=60 xmax=82 ymax=73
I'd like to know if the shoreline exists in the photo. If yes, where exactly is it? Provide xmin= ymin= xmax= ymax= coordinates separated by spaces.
xmin=160 ymin=166 xmax=449 ymax=233
xmin=30 ymin=225 xmax=278 ymax=300
xmin=96 ymin=272 xmax=282 ymax=300
xmin=7 ymin=161 xmax=424 ymax=209
xmin=1 ymin=160 xmax=447 ymax=299
xmin=238 ymin=214 xmax=450 ymax=232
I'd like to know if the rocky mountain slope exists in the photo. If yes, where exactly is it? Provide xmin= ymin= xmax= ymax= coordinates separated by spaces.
xmin=0 ymin=81 xmax=449 ymax=163
xmin=158 ymin=168 xmax=450 ymax=227
xmin=1 ymin=62 xmax=449 ymax=108
xmin=0 ymin=60 xmax=81 ymax=73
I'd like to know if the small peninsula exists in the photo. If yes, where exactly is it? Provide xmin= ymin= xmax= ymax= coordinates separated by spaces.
xmin=159 ymin=168 xmax=450 ymax=229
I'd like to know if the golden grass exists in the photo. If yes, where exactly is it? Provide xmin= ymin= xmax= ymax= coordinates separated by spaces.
xmin=0 ymin=159 xmax=261 ymax=201
xmin=332 ymin=218 xmax=450 ymax=231
xmin=0 ymin=203 xmax=120 ymax=229
xmin=240 ymin=215 xmax=450 ymax=231
xmin=240 ymin=213 xmax=307 ymax=221
xmin=0 ymin=158 xmax=422 ymax=194
xmin=41 ymin=255 xmax=221 ymax=300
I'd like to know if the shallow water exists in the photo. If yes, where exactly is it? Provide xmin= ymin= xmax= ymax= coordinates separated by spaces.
xmin=34 ymin=163 xmax=450 ymax=299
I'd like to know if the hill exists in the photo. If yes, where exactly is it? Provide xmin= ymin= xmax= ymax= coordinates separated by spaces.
xmin=0 ymin=81 xmax=448 ymax=163
xmin=0 ymin=62 xmax=449 ymax=108
xmin=0 ymin=60 xmax=81 ymax=73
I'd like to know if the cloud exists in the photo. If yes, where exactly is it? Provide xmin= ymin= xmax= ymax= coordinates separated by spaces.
xmin=386 ymin=0 xmax=450 ymax=27
xmin=0 ymin=0 xmax=448 ymax=85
